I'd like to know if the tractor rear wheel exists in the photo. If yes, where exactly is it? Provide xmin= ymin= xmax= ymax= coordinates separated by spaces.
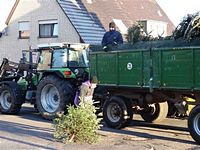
xmin=36 ymin=75 xmax=74 ymax=120
xmin=0 ymin=82 xmax=23 ymax=114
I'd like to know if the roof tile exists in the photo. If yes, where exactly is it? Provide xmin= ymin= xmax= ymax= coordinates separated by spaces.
xmin=57 ymin=0 xmax=105 ymax=45
xmin=82 ymin=0 xmax=175 ymax=35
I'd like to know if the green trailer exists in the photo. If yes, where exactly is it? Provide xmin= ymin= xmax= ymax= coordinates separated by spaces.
xmin=90 ymin=44 xmax=200 ymax=144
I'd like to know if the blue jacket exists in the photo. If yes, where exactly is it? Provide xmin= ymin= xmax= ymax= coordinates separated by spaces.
xmin=102 ymin=30 xmax=123 ymax=47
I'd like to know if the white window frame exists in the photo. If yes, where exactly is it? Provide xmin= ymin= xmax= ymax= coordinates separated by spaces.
xmin=18 ymin=21 xmax=30 ymax=39
xmin=39 ymin=20 xmax=58 ymax=38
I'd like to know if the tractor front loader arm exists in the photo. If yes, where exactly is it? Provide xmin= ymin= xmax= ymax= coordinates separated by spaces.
xmin=0 ymin=58 xmax=29 ymax=82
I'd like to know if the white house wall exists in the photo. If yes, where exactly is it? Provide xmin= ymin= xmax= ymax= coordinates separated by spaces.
xmin=0 ymin=0 xmax=80 ymax=62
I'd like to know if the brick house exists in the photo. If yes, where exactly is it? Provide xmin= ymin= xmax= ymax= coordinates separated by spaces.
xmin=0 ymin=0 xmax=105 ymax=61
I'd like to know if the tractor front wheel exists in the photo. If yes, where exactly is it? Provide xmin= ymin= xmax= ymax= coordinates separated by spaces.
xmin=36 ymin=75 xmax=74 ymax=120
xmin=0 ymin=82 xmax=23 ymax=114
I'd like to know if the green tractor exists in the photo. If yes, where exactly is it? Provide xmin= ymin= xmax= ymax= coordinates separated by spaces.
xmin=0 ymin=43 xmax=89 ymax=119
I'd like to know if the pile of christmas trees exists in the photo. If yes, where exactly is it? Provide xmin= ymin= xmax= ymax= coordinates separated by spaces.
xmin=173 ymin=12 xmax=200 ymax=41
xmin=127 ymin=12 xmax=200 ymax=44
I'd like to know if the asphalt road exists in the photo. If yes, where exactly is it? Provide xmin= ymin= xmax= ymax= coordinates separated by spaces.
xmin=0 ymin=104 xmax=199 ymax=150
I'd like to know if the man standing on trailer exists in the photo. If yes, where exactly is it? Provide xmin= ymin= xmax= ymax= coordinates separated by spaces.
xmin=102 ymin=21 xmax=123 ymax=50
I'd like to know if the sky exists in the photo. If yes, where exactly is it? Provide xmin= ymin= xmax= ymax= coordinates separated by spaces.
xmin=156 ymin=0 xmax=199 ymax=26
xmin=0 ymin=0 xmax=199 ymax=31
xmin=0 ymin=0 xmax=15 ymax=30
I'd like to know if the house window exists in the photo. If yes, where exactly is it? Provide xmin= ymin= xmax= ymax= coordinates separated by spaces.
xmin=18 ymin=21 xmax=30 ymax=39
xmin=39 ymin=20 xmax=58 ymax=38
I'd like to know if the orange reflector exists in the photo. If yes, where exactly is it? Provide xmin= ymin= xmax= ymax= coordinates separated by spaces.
xmin=64 ymin=71 xmax=71 ymax=77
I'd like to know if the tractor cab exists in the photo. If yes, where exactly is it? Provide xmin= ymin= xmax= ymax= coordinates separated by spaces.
xmin=37 ymin=43 xmax=89 ymax=69
xmin=37 ymin=43 xmax=90 ymax=83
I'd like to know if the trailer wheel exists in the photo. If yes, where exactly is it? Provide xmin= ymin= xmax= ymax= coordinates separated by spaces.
xmin=93 ymin=86 xmax=108 ymax=114
xmin=140 ymin=101 xmax=168 ymax=123
xmin=36 ymin=75 xmax=74 ymax=120
xmin=103 ymin=96 xmax=133 ymax=129
xmin=0 ymin=82 xmax=23 ymax=114
xmin=188 ymin=105 xmax=200 ymax=144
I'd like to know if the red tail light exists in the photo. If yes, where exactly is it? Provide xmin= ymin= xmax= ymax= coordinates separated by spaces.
xmin=64 ymin=71 xmax=71 ymax=77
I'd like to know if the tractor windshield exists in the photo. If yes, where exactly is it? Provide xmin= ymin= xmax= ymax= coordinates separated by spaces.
xmin=52 ymin=48 xmax=88 ymax=68
xmin=52 ymin=49 xmax=68 ymax=68
xmin=68 ymin=49 xmax=88 ymax=67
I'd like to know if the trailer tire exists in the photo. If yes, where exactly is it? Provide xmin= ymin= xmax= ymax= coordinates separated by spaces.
xmin=140 ymin=101 xmax=168 ymax=123
xmin=103 ymin=96 xmax=133 ymax=129
xmin=0 ymin=82 xmax=23 ymax=114
xmin=93 ymin=86 xmax=108 ymax=114
xmin=188 ymin=105 xmax=200 ymax=144
xmin=36 ymin=75 xmax=74 ymax=120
